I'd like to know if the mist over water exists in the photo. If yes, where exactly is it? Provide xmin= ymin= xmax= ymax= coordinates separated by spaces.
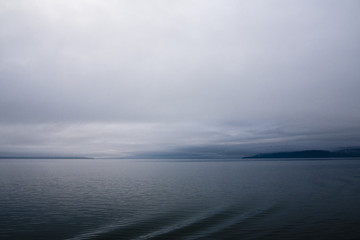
xmin=0 ymin=158 xmax=359 ymax=240
xmin=1 ymin=2 xmax=360 ymax=239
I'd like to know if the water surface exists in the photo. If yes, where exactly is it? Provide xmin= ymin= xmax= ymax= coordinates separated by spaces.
xmin=0 ymin=158 xmax=359 ymax=239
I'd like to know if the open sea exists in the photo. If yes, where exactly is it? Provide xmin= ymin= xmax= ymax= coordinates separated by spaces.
xmin=0 ymin=158 xmax=359 ymax=240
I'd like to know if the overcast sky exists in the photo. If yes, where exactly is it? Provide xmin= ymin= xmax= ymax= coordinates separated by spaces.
xmin=1 ymin=0 xmax=360 ymax=157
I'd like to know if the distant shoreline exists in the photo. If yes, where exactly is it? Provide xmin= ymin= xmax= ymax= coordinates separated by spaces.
xmin=0 ymin=157 xmax=93 ymax=159
xmin=243 ymin=149 xmax=360 ymax=159
xmin=1 ymin=148 xmax=360 ymax=160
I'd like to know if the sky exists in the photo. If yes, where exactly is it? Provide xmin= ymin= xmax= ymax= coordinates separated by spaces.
xmin=1 ymin=0 xmax=360 ymax=158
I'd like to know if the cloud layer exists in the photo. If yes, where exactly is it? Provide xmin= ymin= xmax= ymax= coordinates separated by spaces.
xmin=1 ymin=0 xmax=360 ymax=157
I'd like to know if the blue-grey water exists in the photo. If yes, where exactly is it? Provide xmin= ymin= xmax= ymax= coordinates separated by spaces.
xmin=0 ymin=158 xmax=360 ymax=240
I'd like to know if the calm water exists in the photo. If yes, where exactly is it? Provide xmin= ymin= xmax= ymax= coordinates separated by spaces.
xmin=0 ymin=158 xmax=360 ymax=240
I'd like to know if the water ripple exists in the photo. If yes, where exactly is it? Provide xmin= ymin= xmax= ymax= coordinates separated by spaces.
xmin=66 ymin=200 xmax=283 ymax=240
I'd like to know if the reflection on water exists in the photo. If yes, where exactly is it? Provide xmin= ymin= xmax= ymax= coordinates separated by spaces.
xmin=0 ymin=159 xmax=359 ymax=239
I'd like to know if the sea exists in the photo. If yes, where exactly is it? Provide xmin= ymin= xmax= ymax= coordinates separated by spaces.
xmin=0 ymin=158 xmax=359 ymax=240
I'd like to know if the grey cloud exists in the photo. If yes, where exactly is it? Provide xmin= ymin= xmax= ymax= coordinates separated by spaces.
xmin=1 ymin=1 xmax=360 ymax=157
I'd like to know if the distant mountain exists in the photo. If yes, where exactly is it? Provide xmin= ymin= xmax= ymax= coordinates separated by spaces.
xmin=0 ymin=156 xmax=93 ymax=159
xmin=243 ymin=148 xmax=360 ymax=159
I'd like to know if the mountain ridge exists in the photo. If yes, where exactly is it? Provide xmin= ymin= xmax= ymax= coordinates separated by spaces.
xmin=243 ymin=149 xmax=360 ymax=159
